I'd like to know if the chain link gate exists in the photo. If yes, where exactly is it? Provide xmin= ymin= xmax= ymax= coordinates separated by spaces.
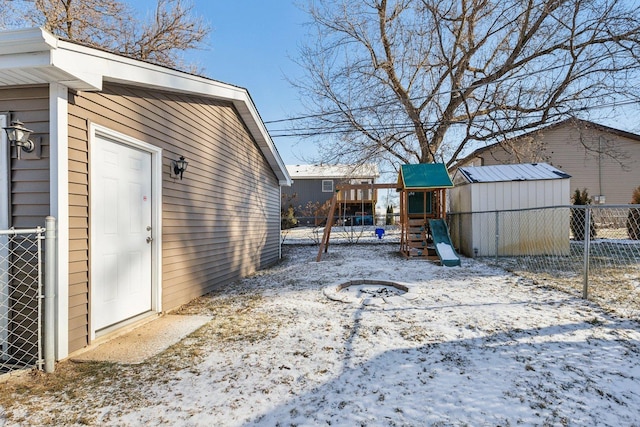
xmin=0 ymin=217 xmax=56 ymax=375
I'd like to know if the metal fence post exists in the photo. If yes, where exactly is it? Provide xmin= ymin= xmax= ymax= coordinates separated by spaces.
xmin=44 ymin=216 xmax=57 ymax=373
xmin=582 ymin=207 xmax=591 ymax=299
xmin=457 ymin=214 xmax=462 ymax=250
xmin=495 ymin=211 xmax=500 ymax=261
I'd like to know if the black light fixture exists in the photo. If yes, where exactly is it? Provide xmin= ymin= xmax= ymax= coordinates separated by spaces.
xmin=3 ymin=120 xmax=35 ymax=159
xmin=171 ymin=156 xmax=188 ymax=180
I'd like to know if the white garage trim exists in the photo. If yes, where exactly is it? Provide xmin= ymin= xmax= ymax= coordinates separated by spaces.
xmin=50 ymin=83 xmax=69 ymax=359
xmin=89 ymin=123 xmax=162 ymax=340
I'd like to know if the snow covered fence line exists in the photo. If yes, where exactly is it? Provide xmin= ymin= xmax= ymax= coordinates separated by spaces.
xmin=281 ymin=224 xmax=402 ymax=245
xmin=448 ymin=205 xmax=640 ymax=320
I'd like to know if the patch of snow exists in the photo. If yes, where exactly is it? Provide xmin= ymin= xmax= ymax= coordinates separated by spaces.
xmin=282 ymin=225 xmax=402 ymax=246
xmin=112 ymin=246 xmax=640 ymax=425
xmin=436 ymin=242 xmax=459 ymax=260
xmin=3 ymin=244 xmax=640 ymax=426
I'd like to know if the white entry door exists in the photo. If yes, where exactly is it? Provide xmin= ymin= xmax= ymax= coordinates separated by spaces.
xmin=92 ymin=136 xmax=153 ymax=332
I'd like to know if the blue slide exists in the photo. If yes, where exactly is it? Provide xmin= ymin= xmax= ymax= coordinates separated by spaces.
xmin=428 ymin=219 xmax=461 ymax=267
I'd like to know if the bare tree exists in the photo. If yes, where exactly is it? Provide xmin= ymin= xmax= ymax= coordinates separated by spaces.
xmin=1 ymin=0 xmax=209 ymax=72
xmin=292 ymin=0 xmax=640 ymax=168
xmin=0 ymin=3 xmax=11 ymax=29
xmin=120 ymin=0 xmax=208 ymax=71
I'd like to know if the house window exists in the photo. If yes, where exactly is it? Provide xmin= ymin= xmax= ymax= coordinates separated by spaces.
xmin=322 ymin=180 xmax=334 ymax=192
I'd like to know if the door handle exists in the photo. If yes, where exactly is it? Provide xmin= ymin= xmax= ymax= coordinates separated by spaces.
xmin=146 ymin=236 xmax=153 ymax=244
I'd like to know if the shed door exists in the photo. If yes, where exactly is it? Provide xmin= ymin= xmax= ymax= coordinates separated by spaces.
xmin=91 ymin=136 xmax=153 ymax=332
xmin=0 ymin=114 xmax=8 ymax=359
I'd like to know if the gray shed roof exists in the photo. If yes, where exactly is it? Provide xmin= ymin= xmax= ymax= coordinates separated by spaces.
xmin=455 ymin=163 xmax=571 ymax=184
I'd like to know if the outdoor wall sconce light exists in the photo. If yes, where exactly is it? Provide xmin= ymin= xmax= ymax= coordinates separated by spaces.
xmin=171 ymin=155 xmax=188 ymax=179
xmin=3 ymin=120 xmax=35 ymax=159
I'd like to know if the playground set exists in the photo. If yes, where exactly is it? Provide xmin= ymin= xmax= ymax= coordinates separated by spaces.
xmin=316 ymin=163 xmax=461 ymax=267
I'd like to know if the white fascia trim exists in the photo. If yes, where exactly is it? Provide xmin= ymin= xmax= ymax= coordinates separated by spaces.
xmin=0 ymin=27 xmax=290 ymax=184
xmin=50 ymin=49 xmax=103 ymax=90
xmin=0 ymin=27 xmax=57 ymax=55
xmin=49 ymin=83 xmax=69 ymax=359
xmin=54 ymin=39 xmax=292 ymax=186
xmin=233 ymin=99 xmax=292 ymax=186
xmin=0 ymin=51 xmax=53 ymax=69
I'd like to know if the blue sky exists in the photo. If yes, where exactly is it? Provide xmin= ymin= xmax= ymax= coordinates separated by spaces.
xmin=127 ymin=1 xmax=639 ymax=167
xmin=130 ymin=0 xmax=313 ymax=165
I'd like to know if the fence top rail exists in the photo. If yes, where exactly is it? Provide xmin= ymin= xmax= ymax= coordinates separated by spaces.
xmin=0 ymin=227 xmax=45 ymax=236
xmin=448 ymin=204 xmax=640 ymax=216
xmin=576 ymin=204 xmax=640 ymax=209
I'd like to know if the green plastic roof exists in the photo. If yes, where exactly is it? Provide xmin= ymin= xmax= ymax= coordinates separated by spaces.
xmin=398 ymin=163 xmax=454 ymax=189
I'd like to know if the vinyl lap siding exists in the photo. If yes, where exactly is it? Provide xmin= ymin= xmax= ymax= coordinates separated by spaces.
xmin=67 ymin=114 xmax=90 ymax=351
xmin=0 ymin=86 xmax=50 ymax=229
xmin=282 ymin=178 xmax=336 ymax=213
xmin=476 ymin=125 xmax=640 ymax=204
xmin=0 ymin=85 xmax=50 ymax=359
xmin=68 ymin=84 xmax=280 ymax=350
xmin=539 ymin=126 xmax=640 ymax=204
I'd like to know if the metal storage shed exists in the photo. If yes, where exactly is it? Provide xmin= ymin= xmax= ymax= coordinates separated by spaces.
xmin=449 ymin=163 xmax=571 ymax=257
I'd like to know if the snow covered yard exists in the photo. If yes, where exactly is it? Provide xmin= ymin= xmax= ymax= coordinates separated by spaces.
xmin=1 ymin=243 xmax=640 ymax=426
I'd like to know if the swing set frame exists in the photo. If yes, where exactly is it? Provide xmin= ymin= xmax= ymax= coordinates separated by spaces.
xmin=316 ymin=182 xmax=398 ymax=261
xmin=316 ymin=163 xmax=454 ymax=262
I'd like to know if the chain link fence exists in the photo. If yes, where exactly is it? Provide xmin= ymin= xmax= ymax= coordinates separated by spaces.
xmin=282 ymin=214 xmax=402 ymax=245
xmin=282 ymin=207 xmax=640 ymax=318
xmin=0 ymin=226 xmax=45 ymax=375
xmin=448 ymin=205 xmax=640 ymax=319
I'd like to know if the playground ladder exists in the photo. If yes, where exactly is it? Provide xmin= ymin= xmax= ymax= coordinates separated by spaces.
xmin=401 ymin=216 xmax=439 ymax=259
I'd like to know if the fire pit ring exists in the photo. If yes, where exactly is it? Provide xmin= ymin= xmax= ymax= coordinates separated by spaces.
xmin=323 ymin=279 xmax=418 ymax=306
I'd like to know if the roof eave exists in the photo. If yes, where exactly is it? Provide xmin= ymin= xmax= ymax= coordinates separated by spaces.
xmin=0 ymin=27 xmax=292 ymax=186
xmin=0 ymin=27 xmax=58 ymax=55
xmin=0 ymin=28 xmax=103 ymax=90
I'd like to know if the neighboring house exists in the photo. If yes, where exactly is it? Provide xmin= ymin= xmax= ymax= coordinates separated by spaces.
xmin=282 ymin=164 xmax=380 ymax=225
xmin=457 ymin=118 xmax=640 ymax=204
xmin=0 ymin=27 xmax=291 ymax=361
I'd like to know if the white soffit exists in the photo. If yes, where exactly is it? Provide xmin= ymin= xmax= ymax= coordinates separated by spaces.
xmin=0 ymin=28 xmax=100 ymax=90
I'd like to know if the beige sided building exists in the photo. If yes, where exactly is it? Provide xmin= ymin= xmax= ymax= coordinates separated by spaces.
xmin=458 ymin=118 xmax=640 ymax=205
